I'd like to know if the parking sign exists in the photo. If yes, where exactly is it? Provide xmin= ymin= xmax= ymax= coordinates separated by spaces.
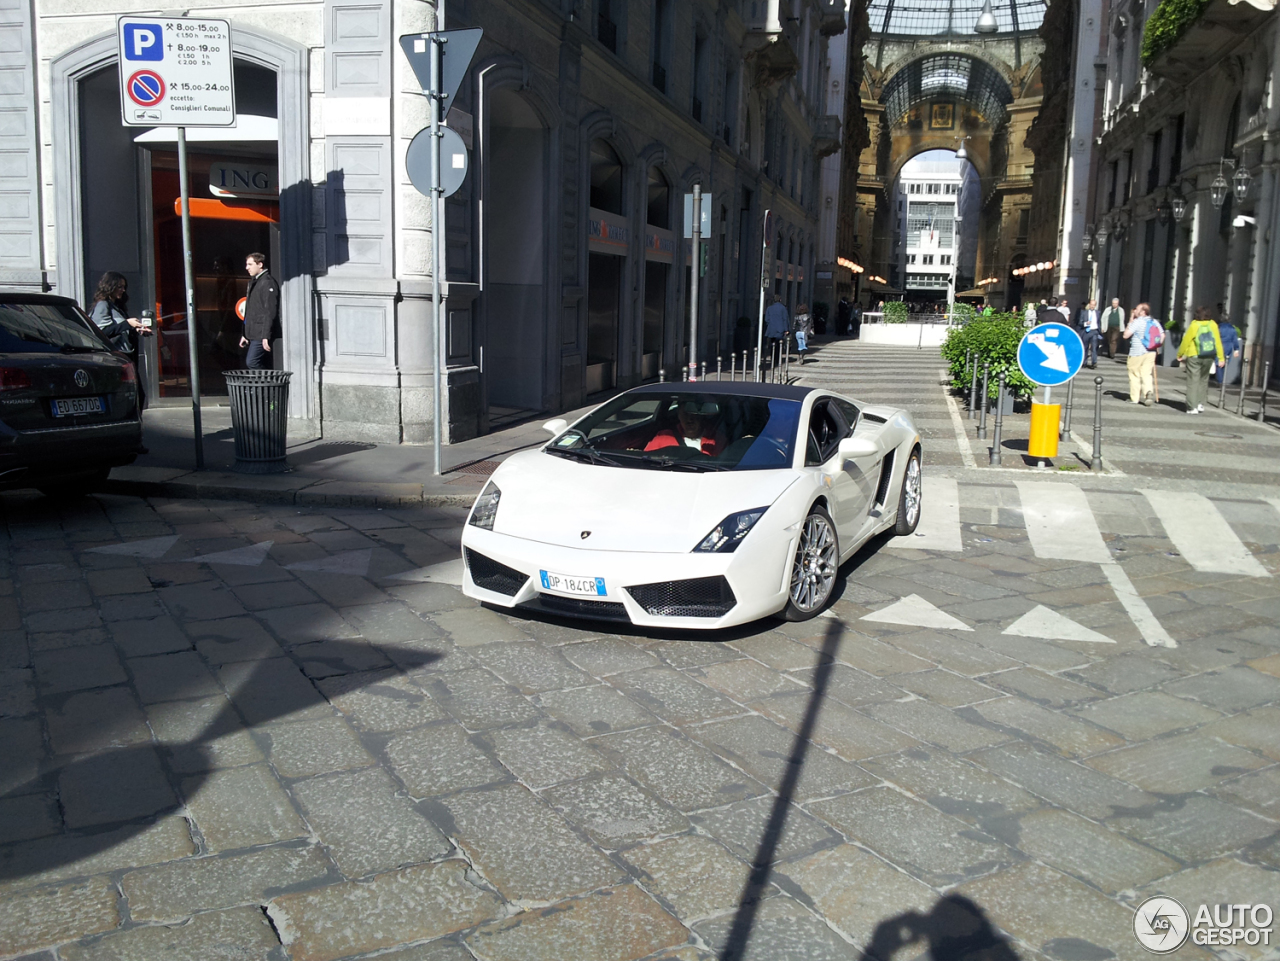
xmin=117 ymin=16 xmax=236 ymax=126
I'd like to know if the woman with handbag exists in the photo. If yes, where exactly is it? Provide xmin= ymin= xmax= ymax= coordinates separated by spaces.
xmin=88 ymin=272 xmax=152 ymax=352
xmin=1176 ymin=306 xmax=1225 ymax=414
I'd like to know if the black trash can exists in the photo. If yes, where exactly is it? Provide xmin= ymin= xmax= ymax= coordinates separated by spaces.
xmin=224 ymin=369 xmax=292 ymax=473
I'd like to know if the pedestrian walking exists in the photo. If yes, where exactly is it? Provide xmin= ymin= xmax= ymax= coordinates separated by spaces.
xmin=239 ymin=252 xmax=280 ymax=370
xmin=793 ymin=303 xmax=813 ymax=364
xmin=1216 ymin=317 xmax=1241 ymax=385
xmin=1076 ymin=299 xmax=1101 ymax=368
xmin=1176 ymin=306 xmax=1225 ymax=413
xmin=836 ymin=297 xmax=850 ymax=336
xmin=1036 ymin=297 xmax=1060 ymax=326
xmin=1122 ymin=302 xmax=1161 ymax=406
xmin=851 ymin=301 xmax=863 ymax=339
xmin=1101 ymin=297 xmax=1125 ymax=359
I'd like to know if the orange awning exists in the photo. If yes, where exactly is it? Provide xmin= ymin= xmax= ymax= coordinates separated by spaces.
xmin=172 ymin=197 xmax=279 ymax=223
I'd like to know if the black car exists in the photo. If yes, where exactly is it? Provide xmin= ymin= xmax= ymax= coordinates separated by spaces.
xmin=0 ymin=292 xmax=144 ymax=496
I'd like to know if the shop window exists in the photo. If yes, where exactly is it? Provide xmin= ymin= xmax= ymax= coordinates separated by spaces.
xmin=647 ymin=167 xmax=670 ymax=228
xmin=590 ymin=139 xmax=624 ymax=214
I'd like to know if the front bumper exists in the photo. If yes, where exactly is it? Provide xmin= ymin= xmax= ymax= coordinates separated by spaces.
xmin=460 ymin=526 xmax=794 ymax=630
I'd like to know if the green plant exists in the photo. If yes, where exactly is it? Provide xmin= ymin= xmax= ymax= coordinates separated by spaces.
xmin=1141 ymin=0 xmax=1211 ymax=65
xmin=883 ymin=301 xmax=909 ymax=324
xmin=940 ymin=312 xmax=1038 ymax=399
xmin=950 ymin=302 xmax=976 ymax=325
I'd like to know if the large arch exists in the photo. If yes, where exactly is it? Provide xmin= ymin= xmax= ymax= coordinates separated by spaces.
xmin=50 ymin=25 xmax=314 ymax=421
xmin=880 ymin=53 xmax=1014 ymax=129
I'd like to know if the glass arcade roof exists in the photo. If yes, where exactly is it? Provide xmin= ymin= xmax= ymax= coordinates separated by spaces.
xmin=881 ymin=53 xmax=1014 ymax=125
xmin=868 ymin=0 xmax=1047 ymax=37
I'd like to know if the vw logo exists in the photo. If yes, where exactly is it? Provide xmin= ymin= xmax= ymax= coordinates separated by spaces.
xmin=580 ymin=531 xmax=592 ymax=539
xmin=74 ymin=370 xmax=89 ymax=388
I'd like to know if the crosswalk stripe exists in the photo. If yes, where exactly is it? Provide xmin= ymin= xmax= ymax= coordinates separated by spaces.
xmin=1140 ymin=490 xmax=1270 ymax=577
xmin=1100 ymin=564 xmax=1176 ymax=648
xmin=910 ymin=476 xmax=963 ymax=551
xmin=1014 ymin=482 xmax=1111 ymax=564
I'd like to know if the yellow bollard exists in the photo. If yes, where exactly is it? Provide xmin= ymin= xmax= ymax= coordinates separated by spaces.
xmin=1028 ymin=402 xmax=1060 ymax=460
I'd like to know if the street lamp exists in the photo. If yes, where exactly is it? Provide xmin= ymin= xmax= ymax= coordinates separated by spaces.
xmin=1095 ymin=220 xmax=1110 ymax=244
xmin=1156 ymin=202 xmax=1171 ymax=226
xmin=1210 ymin=160 xmax=1231 ymax=208
xmin=955 ymin=135 xmax=970 ymax=161
xmin=974 ymin=0 xmax=998 ymax=33
xmin=1170 ymin=187 xmax=1188 ymax=222
xmin=1233 ymin=162 xmax=1252 ymax=202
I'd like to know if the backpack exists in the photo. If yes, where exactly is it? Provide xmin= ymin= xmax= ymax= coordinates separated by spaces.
xmin=1195 ymin=323 xmax=1217 ymax=358
xmin=1144 ymin=320 xmax=1165 ymax=351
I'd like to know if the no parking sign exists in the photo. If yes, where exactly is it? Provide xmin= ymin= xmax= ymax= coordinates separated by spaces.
xmin=116 ymin=17 xmax=236 ymax=127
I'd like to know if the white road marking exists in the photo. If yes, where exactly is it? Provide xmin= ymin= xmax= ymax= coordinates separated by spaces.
xmin=1266 ymin=497 xmax=1280 ymax=521
xmin=1014 ymin=481 xmax=1111 ymax=564
xmin=1141 ymin=490 xmax=1270 ymax=577
xmin=85 ymin=535 xmax=180 ymax=559
xmin=1101 ymin=564 xmax=1177 ymax=648
xmin=1068 ymin=429 xmax=1126 ymax=476
xmin=908 ymin=476 xmax=963 ymax=551
xmin=861 ymin=594 xmax=972 ymax=631
xmin=387 ymin=558 xmax=465 ymax=586
xmin=942 ymin=390 xmax=978 ymax=469
xmin=286 ymin=549 xmax=373 ymax=576
xmin=1014 ymin=481 xmax=1175 ymax=648
xmin=1004 ymin=605 xmax=1115 ymax=644
xmin=181 ymin=541 xmax=273 ymax=567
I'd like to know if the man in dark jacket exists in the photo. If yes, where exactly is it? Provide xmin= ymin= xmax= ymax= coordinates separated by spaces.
xmin=239 ymin=252 xmax=279 ymax=369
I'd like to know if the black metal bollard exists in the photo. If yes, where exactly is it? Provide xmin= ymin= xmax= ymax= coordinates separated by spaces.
xmin=990 ymin=372 xmax=1005 ymax=466
xmin=1091 ymin=375 xmax=1104 ymax=473
xmin=682 ymin=365 xmax=689 ymax=382
xmin=1219 ymin=369 xmax=1228 ymax=409
xmin=716 ymin=355 xmax=722 ymax=380
xmin=1061 ymin=376 xmax=1075 ymax=440
xmin=752 ymin=348 xmax=758 ymax=382
xmin=977 ymin=363 xmax=990 ymax=439
xmin=659 ymin=367 xmax=665 ymax=383
xmin=1238 ymin=354 xmax=1250 ymax=415
xmin=1258 ymin=360 xmax=1271 ymax=422
xmin=969 ymin=355 xmax=980 ymax=419
xmin=783 ymin=334 xmax=791 ymax=381
xmin=700 ymin=361 xmax=706 ymax=381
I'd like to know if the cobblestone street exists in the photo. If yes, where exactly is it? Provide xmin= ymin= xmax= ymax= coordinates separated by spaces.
xmin=1 ymin=447 xmax=1278 ymax=959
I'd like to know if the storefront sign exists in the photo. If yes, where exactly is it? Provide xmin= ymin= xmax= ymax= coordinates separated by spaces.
xmin=645 ymin=228 xmax=675 ymax=264
xmin=117 ymin=16 xmax=235 ymax=127
xmin=588 ymin=207 xmax=629 ymax=255
xmin=209 ymin=163 xmax=277 ymax=198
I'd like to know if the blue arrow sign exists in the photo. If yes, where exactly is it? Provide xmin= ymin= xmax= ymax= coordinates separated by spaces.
xmin=1016 ymin=322 xmax=1085 ymax=387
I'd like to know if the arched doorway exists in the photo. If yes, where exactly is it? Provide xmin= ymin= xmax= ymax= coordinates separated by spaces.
xmin=642 ymin=166 xmax=673 ymax=381
xmin=586 ymin=139 xmax=626 ymax=394
xmin=483 ymin=89 xmax=547 ymax=413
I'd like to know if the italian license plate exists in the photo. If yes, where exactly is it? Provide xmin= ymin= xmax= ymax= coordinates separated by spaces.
xmin=539 ymin=570 xmax=606 ymax=596
xmin=51 ymin=397 xmax=103 ymax=417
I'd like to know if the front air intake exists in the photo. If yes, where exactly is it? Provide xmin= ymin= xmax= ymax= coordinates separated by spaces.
xmin=626 ymin=576 xmax=737 ymax=617
xmin=463 ymin=548 xmax=526 ymax=596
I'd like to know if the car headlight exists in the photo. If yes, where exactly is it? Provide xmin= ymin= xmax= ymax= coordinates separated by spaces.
xmin=468 ymin=482 xmax=501 ymax=530
xmin=694 ymin=507 xmax=768 ymax=553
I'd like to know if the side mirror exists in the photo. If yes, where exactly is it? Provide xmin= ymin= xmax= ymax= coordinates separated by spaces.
xmin=838 ymin=435 xmax=879 ymax=458
xmin=542 ymin=418 xmax=569 ymax=436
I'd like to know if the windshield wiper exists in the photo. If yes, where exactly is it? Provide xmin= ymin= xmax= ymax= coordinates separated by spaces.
xmin=59 ymin=343 xmax=106 ymax=353
xmin=639 ymin=454 xmax=730 ymax=472
xmin=547 ymin=447 xmax=622 ymax=467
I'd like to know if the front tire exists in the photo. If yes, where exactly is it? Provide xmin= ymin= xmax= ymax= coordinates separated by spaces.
xmin=783 ymin=505 xmax=839 ymax=621
xmin=894 ymin=447 xmax=922 ymax=535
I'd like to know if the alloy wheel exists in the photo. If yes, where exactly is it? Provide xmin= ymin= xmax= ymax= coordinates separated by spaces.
xmin=790 ymin=511 xmax=837 ymax=613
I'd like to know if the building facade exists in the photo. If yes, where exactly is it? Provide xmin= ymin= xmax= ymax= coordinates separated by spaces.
xmin=1 ymin=0 xmax=844 ymax=444
xmin=1091 ymin=0 xmax=1278 ymax=383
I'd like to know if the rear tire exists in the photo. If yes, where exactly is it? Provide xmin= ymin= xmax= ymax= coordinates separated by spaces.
xmin=38 ymin=467 xmax=110 ymax=500
xmin=783 ymin=505 xmax=839 ymax=621
xmin=894 ymin=448 xmax=922 ymax=536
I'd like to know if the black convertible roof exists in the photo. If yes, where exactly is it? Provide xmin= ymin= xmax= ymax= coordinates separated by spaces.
xmin=629 ymin=381 xmax=815 ymax=401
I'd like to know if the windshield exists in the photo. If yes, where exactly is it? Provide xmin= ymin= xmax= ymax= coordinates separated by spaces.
xmin=547 ymin=392 xmax=802 ymax=471
xmin=0 ymin=303 xmax=108 ymax=353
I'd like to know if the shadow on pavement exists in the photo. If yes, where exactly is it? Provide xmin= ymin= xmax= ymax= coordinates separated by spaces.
xmin=858 ymin=895 xmax=1021 ymax=961
xmin=0 ymin=639 xmax=441 ymax=882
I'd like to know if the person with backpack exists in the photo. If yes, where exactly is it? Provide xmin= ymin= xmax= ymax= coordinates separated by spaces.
xmin=1176 ymin=306 xmax=1225 ymax=413
xmin=1122 ymin=303 xmax=1161 ymax=405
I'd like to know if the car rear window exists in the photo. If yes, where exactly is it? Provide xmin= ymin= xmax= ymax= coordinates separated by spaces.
xmin=0 ymin=302 xmax=107 ymax=353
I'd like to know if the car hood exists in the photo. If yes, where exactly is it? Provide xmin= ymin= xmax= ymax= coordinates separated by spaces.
xmin=488 ymin=449 xmax=800 ymax=552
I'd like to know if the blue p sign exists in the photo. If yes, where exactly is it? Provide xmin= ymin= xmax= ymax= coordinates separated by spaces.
xmin=123 ymin=23 xmax=163 ymax=61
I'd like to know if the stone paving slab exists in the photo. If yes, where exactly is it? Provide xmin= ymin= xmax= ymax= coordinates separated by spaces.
xmin=3 ymin=487 xmax=1279 ymax=960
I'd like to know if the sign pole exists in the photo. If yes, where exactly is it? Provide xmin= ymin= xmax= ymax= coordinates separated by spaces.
xmin=177 ymin=126 xmax=204 ymax=470
xmin=430 ymin=33 xmax=444 ymax=477
xmin=689 ymin=184 xmax=701 ymax=382
xmin=756 ymin=209 xmax=770 ymax=383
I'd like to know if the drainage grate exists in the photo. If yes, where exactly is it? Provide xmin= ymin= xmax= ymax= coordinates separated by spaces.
xmin=451 ymin=460 xmax=502 ymax=476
